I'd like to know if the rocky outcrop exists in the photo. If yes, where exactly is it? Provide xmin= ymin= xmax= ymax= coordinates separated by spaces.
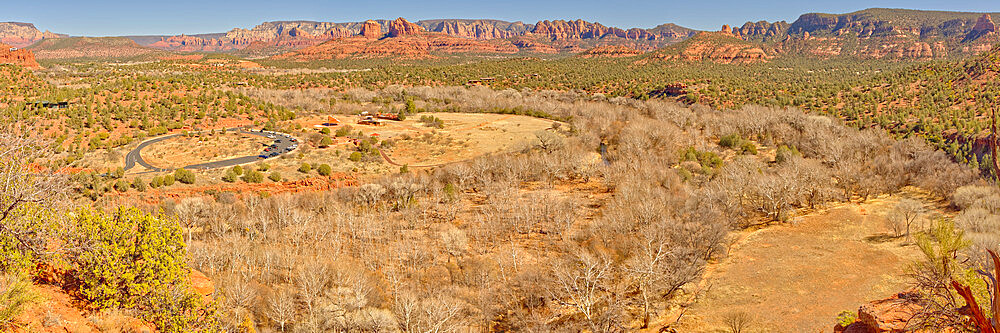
xmin=0 ymin=22 xmax=65 ymax=48
xmin=387 ymin=18 xmax=423 ymax=37
xmin=836 ymin=291 xmax=931 ymax=333
xmin=0 ymin=42 xmax=40 ymax=68
xmin=736 ymin=21 xmax=791 ymax=41
xmin=189 ymin=269 xmax=215 ymax=299
xmin=359 ymin=20 xmax=382 ymax=39
xmin=965 ymin=14 xmax=997 ymax=42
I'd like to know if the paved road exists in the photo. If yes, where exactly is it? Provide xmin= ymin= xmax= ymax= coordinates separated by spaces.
xmin=123 ymin=127 xmax=298 ymax=173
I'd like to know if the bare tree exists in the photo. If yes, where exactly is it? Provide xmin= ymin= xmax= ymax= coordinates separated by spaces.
xmin=0 ymin=132 xmax=66 ymax=260
xmin=551 ymin=250 xmax=614 ymax=332
xmin=889 ymin=199 xmax=925 ymax=240
xmin=266 ymin=288 xmax=297 ymax=332
xmin=723 ymin=311 xmax=754 ymax=333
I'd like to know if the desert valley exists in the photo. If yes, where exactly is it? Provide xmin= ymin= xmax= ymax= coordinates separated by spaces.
xmin=2 ymin=3 xmax=1000 ymax=333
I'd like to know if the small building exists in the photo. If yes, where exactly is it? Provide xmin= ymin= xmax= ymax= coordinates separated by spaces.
xmin=31 ymin=101 xmax=70 ymax=109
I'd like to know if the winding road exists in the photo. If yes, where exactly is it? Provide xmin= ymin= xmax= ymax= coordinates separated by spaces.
xmin=123 ymin=127 xmax=297 ymax=173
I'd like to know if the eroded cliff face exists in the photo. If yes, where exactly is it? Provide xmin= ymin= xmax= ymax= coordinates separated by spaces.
xmin=429 ymin=20 xmax=526 ymax=39
xmin=0 ymin=22 xmax=65 ymax=48
xmin=729 ymin=10 xmax=999 ymax=59
xmin=0 ymin=42 xmax=40 ymax=68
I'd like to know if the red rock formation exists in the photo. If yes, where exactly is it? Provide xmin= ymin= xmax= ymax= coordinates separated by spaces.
xmin=359 ymin=20 xmax=382 ymax=39
xmin=0 ymin=42 xmax=40 ymax=68
xmin=965 ymin=14 xmax=997 ymax=41
xmin=834 ymin=291 xmax=953 ymax=333
xmin=189 ymin=269 xmax=215 ymax=299
xmin=387 ymin=18 xmax=424 ymax=38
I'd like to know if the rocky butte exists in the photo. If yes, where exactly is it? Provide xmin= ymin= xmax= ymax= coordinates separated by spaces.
xmin=387 ymin=18 xmax=424 ymax=37
xmin=0 ymin=42 xmax=41 ymax=68
xmin=359 ymin=20 xmax=382 ymax=39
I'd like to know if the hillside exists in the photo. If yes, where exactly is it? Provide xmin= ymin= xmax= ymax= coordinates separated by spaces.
xmin=26 ymin=37 xmax=164 ymax=60
xmin=642 ymin=30 xmax=771 ymax=63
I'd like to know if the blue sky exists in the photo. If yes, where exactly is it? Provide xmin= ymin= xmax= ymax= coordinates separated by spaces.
xmin=4 ymin=0 xmax=1000 ymax=36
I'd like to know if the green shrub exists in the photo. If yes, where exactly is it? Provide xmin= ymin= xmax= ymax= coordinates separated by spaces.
xmin=132 ymin=177 xmax=147 ymax=192
xmin=242 ymin=170 xmax=264 ymax=183
xmin=174 ymin=169 xmax=195 ymax=184
xmin=443 ymin=183 xmax=457 ymax=202
xmin=232 ymin=165 xmax=243 ymax=175
xmin=150 ymin=176 xmax=163 ymax=188
xmin=221 ymin=170 xmax=237 ymax=183
xmin=739 ymin=141 xmax=758 ymax=155
xmin=718 ymin=134 xmax=742 ymax=148
xmin=0 ymin=274 xmax=40 ymax=325
xmin=319 ymin=136 xmax=333 ymax=148
xmin=775 ymin=145 xmax=801 ymax=163
xmin=268 ymin=172 xmax=282 ymax=182
xmin=318 ymin=164 xmax=332 ymax=176
xmin=110 ymin=167 xmax=125 ymax=179
xmin=72 ymin=207 xmax=217 ymax=331
xmin=835 ymin=310 xmax=857 ymax=327
xmin=257 ymin=163 xmax=270 ymax=172
xmin=335 ymin=125 xmax=353 ymax=137
xmin=400 ymin=164 xmax=409 ymax=174
xmin=349 ymin=152 xmax=362 ymax=162
xmin=163 ymin=175 xmax=175 ymax=186
xmin=74 ymin=207 xmax=189 ymax=309
xmin=298 ymin=163 xmax=311 ymax=173
xmin=320 ymin=127 xmax=331 ymax=135
xmin=114 ymin=180 xmax=129 ymax=192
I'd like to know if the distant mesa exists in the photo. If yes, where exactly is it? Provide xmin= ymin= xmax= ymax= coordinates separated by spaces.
xmin=0 ymin=22 xmax=66 ymax=48
xmin=26 ymin=37 xmax=162 ymax=60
